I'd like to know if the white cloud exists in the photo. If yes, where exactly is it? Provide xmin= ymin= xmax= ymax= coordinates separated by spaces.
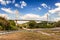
xmin=0 ymin=13 xmax=7 ymax=17
xmin=20 ymin=1 xmax=27 ymax=8
xmin=53 ymin=17 xmax=60 ymax=22
xmin=15 ymin=1 xmax=27 ymax=8
xmin=48 ymin=3 xmax=60 ymax=21
xmin=38 ymin=7 xmax=41 ymax=10
xmin=6 ymin=1 xmax=11 ymax=4
xmin=0 ymin=13 xmax=9 ymax=19
xmin=1 ymin=8 xmax=19 ymax=14
xmin=49 ymin=7 xmax=60 ymax=14
xmin=0 ymin=0 xmax=15 ymax=5
xmin=49 ymin=3 xmax=60 ymax=16
xmin=1 ymin=8 xmax=14 ymax=14
xmin=16 ymin=13 xmax=48 ymax=24
xmin=21 ymin=14 xmax=40 ymax=20
xmin=41 ymin=3 xmax=48 ymax=8
xmin=21 ymin=13 xmax=48 ymax=21
xmin=15 ymin=4 xmax=20 ymax=7
xmin=55 ymin=3 xmax=60 ymax=7
xmin=0 ymin=0 xmax=6 ymax=5
xmin=41 ymin=3 xmax=50 ymax=9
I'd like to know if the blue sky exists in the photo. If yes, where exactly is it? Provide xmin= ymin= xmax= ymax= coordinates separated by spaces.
xmin=0 ymin=0 xmax=60 ymax=21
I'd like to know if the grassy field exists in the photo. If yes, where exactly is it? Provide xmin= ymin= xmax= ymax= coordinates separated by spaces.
xmin=0 ymin=30 xmax=60 ymax=40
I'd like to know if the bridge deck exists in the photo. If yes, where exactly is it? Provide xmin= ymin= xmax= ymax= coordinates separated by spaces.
xmin=9 ymin=20 xmax=42 ymax=21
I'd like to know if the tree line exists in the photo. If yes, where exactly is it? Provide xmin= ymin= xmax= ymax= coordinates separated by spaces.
xmin=18 ymin=21 xmax=60 ymax=29
xmin=0 ymin=17 xmax=60 ymax=31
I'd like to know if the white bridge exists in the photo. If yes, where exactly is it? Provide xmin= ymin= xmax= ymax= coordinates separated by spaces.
xmin=9 ymin=19 xmax=42 ymax=21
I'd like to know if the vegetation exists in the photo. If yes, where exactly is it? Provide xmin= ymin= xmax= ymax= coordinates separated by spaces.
xmin=54 ymin=21 xmax=60 ymax=27
xmin=0 ymin=17 xmax=18 ymax=31
xmin=19 ymin=21 xmax=60 ymax=29
xmin=0 ymin=16 xmax=60 ymax=30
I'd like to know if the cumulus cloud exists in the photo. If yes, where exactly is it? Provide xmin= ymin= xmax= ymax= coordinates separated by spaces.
xmin=48 ymin=3 xmax=60 ymax=21
xmin=49 ymin=7 xmax=60 ymax=14
xmin=21 ymin=13 xmax=48 ymax=21
xmin=21 ymin=14 xmax=40 ymax=20
xmin=49 ymin=3 xmax=60 ymax=16
xmin=20 ymin=1 xmax=27 ymax=8
xmin=55 ymin=3 xmax=60 ymax=7
xmin=16 ymin=13 xmax=48 ymax=24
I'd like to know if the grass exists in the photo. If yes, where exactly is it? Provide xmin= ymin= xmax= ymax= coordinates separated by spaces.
xmin=40 ymin=29 xmax=60 ymax=36
xmin=0 ymin=30 xmax=60 ymax=40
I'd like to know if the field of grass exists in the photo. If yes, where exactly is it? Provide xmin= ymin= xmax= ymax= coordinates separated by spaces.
xmin=0 ymin=30 xmax=60 ymax=40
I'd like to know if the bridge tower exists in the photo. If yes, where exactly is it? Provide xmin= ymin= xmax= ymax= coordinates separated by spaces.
xmin=47 ymin=13 xmax=48 ymax=25
xmin=15 ymin=9 xmax=19 ymax=26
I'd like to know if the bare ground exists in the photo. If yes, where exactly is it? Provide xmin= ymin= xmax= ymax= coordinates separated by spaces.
xmin=0 ymin=30 xmax=60 ymax=40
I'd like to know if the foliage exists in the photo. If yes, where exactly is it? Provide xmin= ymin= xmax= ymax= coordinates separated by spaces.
xmin=27 ymin=21 xmax=36 ymax=28
xmin=23 ymin=21 xmax=56 ymax=28
xmin=0 ymin=17 xmax=18 ymax=31
xmin=9 ymin=20 xmax=16 ymax=26
xmin=0 ymin=26 xmax=3 ymax=30
xmin=55 ymin=21 xmax=60 ymax=27
xmin=0 ymin=17 xmax=10 ymax=30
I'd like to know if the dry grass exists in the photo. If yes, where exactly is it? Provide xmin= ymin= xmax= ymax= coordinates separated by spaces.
xmin=0 ymin=30 xmax=60 ymax=40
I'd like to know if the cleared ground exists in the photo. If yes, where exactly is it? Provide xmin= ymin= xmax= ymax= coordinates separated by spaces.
xmin=0 ymin=29 xmax=60 ymax=40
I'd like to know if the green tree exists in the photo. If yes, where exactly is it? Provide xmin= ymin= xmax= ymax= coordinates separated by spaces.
xmin=0 ymin=17 xmax=18 ymax=31
xmin=55 ymin=21 xmax=60 ymax=27
xmin=27 ymin=21 xmax=36 ymax=28
xmin=8 ymin=20 xmax=18 ymax=30
xmin=0 ymin=17 xmax=10 ymax=30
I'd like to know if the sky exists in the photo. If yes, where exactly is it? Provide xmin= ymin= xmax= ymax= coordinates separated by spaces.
xmin=0 ymin=0 xmax=60 ymax=23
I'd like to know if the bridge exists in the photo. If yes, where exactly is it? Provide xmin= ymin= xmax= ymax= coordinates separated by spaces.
xmin=9 ymin=19 xmax=42 ymax=21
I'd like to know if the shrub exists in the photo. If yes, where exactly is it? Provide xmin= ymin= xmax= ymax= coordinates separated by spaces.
xmin=27 ymin=21 xmax=36 ymax=28
xmin=0 ymin=17 xmax=18 ymax=31
xmin=0 ymin=26 xmax=3 ymax=30
xmin=10 ymin=25 xmax=18 ymax=30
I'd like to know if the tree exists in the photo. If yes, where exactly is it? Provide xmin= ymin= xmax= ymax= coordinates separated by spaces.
xmin=0 ymin=17 xmax=10 ymax=30
xmin=55 ymin=21 xmax=60 ymax=27
xmin=27 ymin=21 xmax=36 ymax=28
xmin=8 ymin=20 xmax=18 ymax=30
xmin=0 ymin=17 xmax=18 ymax=30
xmin=9 ymin=20 xmax=16 ymax=26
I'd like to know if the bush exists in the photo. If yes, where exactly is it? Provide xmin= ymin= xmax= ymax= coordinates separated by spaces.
xmin=0 ymin=17 xmax=10 ymax=30
xmin=0 ymin=17 xmax=18 ymax=31
xmin=47 ymin=24 xmax=54 ymax=28
xmin=0 ymin=26 xmax=3 ymax=30
xmin=10 ymin=25 xmax=18 ymax=30
xmin=27 ymin=21 xmax=36 ymax=28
